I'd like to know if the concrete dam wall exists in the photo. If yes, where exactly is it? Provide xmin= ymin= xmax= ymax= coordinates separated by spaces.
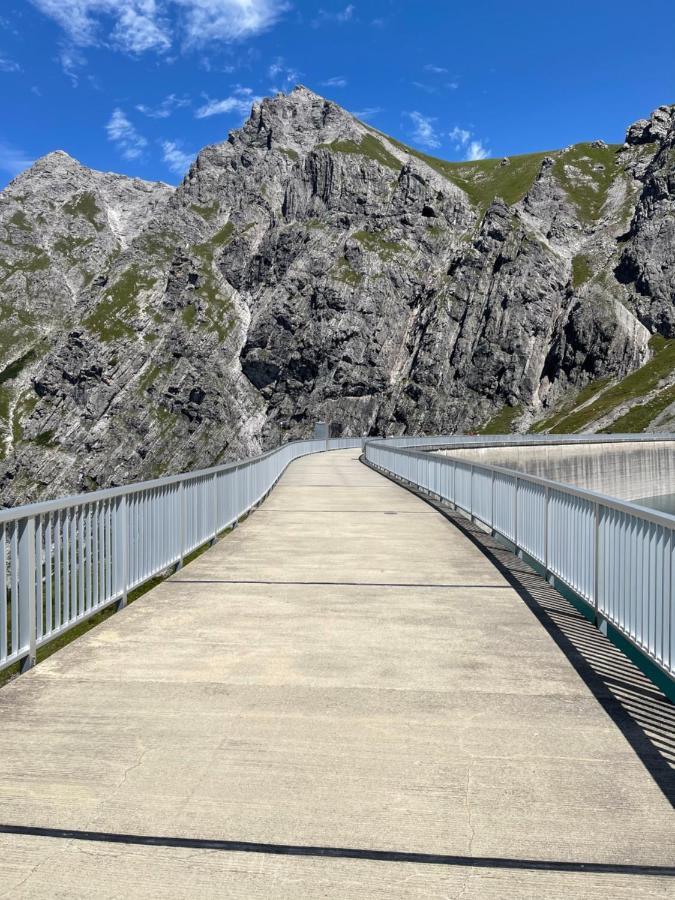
xmin=437 ymin=441 xmax=675 ymax=501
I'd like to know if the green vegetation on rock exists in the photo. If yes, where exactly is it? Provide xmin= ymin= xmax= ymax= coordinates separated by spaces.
xmin=533 ymin=336 xmax=675 ymax=433
xmin=318 ymin=134 xmax=401 ymax=172
xmin=85 ymin=265 xmax=156 ymax=341
xmin=186 ymin=237 xmax=234 ymax=340
xmin=190 ymin=202 xmax=219 ymax=221
xmin=332 ymin=257 xmax=362 ymax=286
xmin=279 ymin=147 xmax=299 ymax=161
xmin=352 ymin=230 xmax=404 ymax=260
xmin=53 ymin=234 xmax=94 ymax=257
xmin=0 ymin=245 xmax=51 ymax=277
xmin=211 ymin=222 xmax=235 ymax=246
xmin=9 ymin=211 xmax=31 ymax=231
xmin=382 ymin=130 xmax=552 ymax=211
xmin=601 ymin=383 xmax=675 ymax=433
xmin=63 ymin=192 xmax=104 ymax=231
xmin=572 ymin=254 xmax=593 ymax=288
xmin=478 ymin=404 xmax=522 ymax=434
xmin=552 ymin=143 xmax=621 ymax=223
xmin=531 ymin=378 xmax=611 ymax=433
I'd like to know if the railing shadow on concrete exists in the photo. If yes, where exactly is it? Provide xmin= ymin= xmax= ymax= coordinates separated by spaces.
xmin=450 ymin=511 xmax=675 ymax=807
xmin=364 ymin=434 xmax=675 ymax=702
xmin=374 ymin=468 xmax=675 ymax=807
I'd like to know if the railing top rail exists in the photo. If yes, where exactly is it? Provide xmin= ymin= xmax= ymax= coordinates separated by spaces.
xmin=0 ymin=437 xmax=361 ymax=524
xmin=364 ymin=433 xmax=675 ymax=529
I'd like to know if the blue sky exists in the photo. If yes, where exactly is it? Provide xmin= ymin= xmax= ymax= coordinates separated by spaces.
xmin=1 ymin=0 xmax=674 ymax=187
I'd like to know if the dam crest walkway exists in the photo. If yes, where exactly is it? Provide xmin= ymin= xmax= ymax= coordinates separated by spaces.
xmin=0 ymin=449 xmax=673 ymax=898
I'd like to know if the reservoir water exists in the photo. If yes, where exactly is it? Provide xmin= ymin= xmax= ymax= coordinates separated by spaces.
xmin=633 ymin=492 xmax=675 ymax=516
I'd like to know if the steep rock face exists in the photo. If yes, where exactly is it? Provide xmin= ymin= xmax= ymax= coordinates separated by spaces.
xmin=615 ymin=106 xmax=675 ymax=334
xmin=0 ymin=88 xmax=674 ymax=503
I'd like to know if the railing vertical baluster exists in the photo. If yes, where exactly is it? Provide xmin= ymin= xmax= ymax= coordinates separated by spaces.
xmin=178 ymin=480 xmax=185 ymax=568
xmin=116 ymin=495 xmax=128 ymax=610
xmin=18 ymin=516 xmax=36 ymax=672
xmin=0 ymin=525 xmax=7 ymax=662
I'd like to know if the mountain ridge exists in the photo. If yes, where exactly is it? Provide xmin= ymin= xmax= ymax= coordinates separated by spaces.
xmin=0 ymin=87 xmax=674 ymax=503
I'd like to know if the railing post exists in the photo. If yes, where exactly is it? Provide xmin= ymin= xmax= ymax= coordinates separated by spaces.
xmin=18 ymin=516 xmax=36 ymax=672
xmin=177 ymin=480 xmax=185 ymax=569
xmin=514 ymin=475 xmax=519 ymax=554
xmin=491 ymin=469 xmax=495 ymax=533
xmin=544 ymin=485 xmax=549 ymax=574
xmin=116 ymin=495 xmax=128 ymax=610
xmin=469 ymin=464 xmax=474 ymax=522
xmin=211 ymin=472 xmax=218 ymax=544
xmin=594 ymin=501 xmax=604 ymax=631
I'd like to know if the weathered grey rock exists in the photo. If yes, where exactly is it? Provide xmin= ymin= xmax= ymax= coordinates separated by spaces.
xmin=0 ymin=88 xmax=674 ymax=503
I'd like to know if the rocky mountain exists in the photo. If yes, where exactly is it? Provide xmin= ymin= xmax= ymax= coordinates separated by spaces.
xmin=0 ymin=87 xmax=674 ymax=504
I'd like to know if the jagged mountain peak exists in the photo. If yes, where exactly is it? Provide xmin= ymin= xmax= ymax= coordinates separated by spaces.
xmin=625 ymin=103 xmax=675 ymax=146
xmin=1 ymin=97 xmax=675 ymax=504
xmin=232 ymin=83 xmax=367 ymax=155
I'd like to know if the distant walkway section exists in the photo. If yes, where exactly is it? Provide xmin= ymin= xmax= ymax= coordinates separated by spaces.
xmin=0 ymin=449 xmax=673 ymax=898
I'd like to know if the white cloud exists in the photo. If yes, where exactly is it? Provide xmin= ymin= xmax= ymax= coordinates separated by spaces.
xmin=408 ymin=111 xmax=440 ymax=149
xmin=106 ymin=108 xmax=147 ymax=159
xmin=195 ymin=90 xmax=258 ymax=118
xmin=424 ymin=64 xmax=447 ymax=74
xmin=136 ymin=93 xmax=190 ymax=118
xmin=351 ymin=106 xmax=382 ymax=120
xmin=0 ymin=55 xmax=21 ymax=72
xmin=111 ymin=3 xmax=171 ymax=52
xmin=268 ymin=56 xmax=299 ymax=91
xmin=0 ymin=140 xmax=34 ymax=176
xmin=449 ymin=126 xmax=471 ymax=147
xmin=29 ymin=0 xmax=288 ymax=53
xmin=161 ymin=139 xmax=194 ymax=174
xmin=312 ymin=4 xmax=355 ymax=26
xmin=176 ymin=0 xmax=289 ymax=46
xmin=58 ymin=43 xmax=86 ymax=85
xmin=321 ymin=76 xmax=347 ymax=88
xmin=412 ymin=81 xmax=436 ymax=94
xmin=466 ymin=139 xmax=488 ymax=161
xmin=448 ymin=125 xmax=489 ymax=161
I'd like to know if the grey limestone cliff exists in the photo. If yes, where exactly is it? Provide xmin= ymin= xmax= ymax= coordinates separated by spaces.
xmin=1 ymin=88 xmax=674 ymax=503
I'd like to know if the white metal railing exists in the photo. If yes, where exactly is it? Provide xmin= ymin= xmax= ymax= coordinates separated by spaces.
xmin=364 ymin=435 xmax=675 ymax=685
xmin=1 ymin=437 xmax=362 ymax=675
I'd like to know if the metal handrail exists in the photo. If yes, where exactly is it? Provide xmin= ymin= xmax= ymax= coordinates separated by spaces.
xmin=364 ymin=434 xmax=675 ymax=686
xmin=0 ymin=436 xmax=362 ymax=675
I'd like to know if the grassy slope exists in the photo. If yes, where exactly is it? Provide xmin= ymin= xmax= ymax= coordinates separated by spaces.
xmin=532 ymin=337 xmax=675 ymax=434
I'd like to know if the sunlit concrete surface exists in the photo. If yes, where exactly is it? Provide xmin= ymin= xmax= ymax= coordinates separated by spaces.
xmin=0 ymin=449 xmax=673 ymax=898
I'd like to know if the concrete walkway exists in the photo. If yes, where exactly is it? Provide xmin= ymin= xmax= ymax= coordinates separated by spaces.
xmin=0 ymin=449 xmax=673 ymax=898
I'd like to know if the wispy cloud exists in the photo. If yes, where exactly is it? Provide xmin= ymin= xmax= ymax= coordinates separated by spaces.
xmin=58 ymin=43 xmax=86 ymax=85
xmin=351 ymin=106 xmax=382 ymax=121
xmin=29 ymin=0 xmax=289 ymax=54
xmin=161 ymin=139 xmax=195 ymax=174
xmin=195 ymin=87 xmax=258 ymax=118
xmin=0 ymin=54 xmax=21 ymax=72
xmin=106 ymin=108 xmax=147 ymax=159
xmin=424 ymin=64 xmax=447 ymax=74
xmin=320 ymin=76 xmax=347 ymax=88
xmin=466 ymin=139 xmax=488 ymax=161
xmin=268 ymin=56 xmax=299 ymax=91
xmin=407 ymin=111 xmax=440 ymax=149
xmin=136 ymin=93 xmax=190 ymax=118
xmin=0 ymin=140 xmax=34 ymax=176
xmin=412 ymin=81 xmax=437 ymax=95
xmin=449 ymin=125 xmax=489 ymax=160
xmin=449 ymin=126 xmax=471 ymax=146
xmin=312 ymin=4 xmax=355 ymax=27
